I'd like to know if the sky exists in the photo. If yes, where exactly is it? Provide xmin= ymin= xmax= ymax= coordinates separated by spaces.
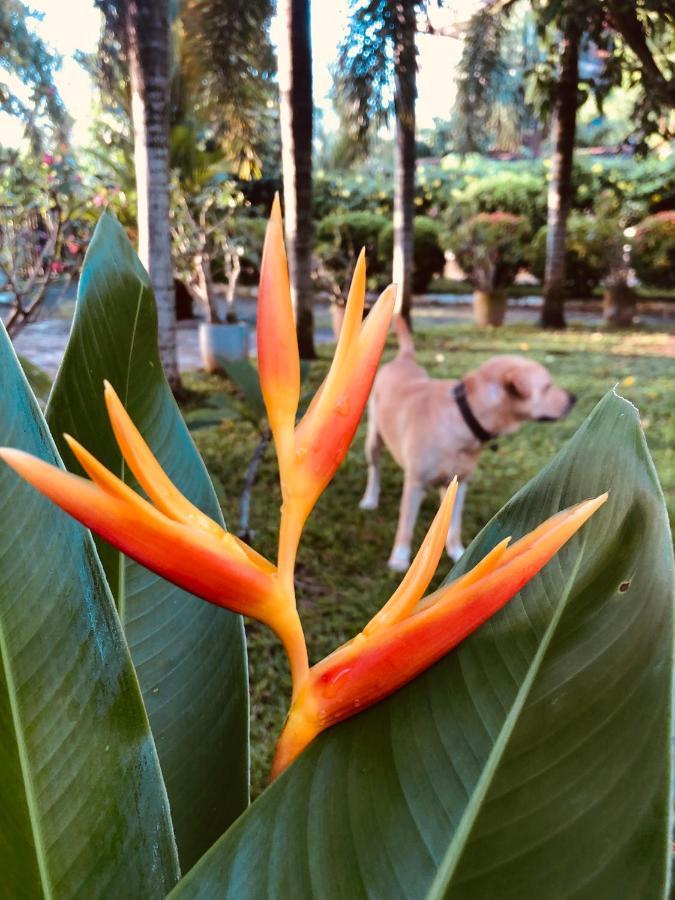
xmin=1 ymin=0 xmax=479 ymax=148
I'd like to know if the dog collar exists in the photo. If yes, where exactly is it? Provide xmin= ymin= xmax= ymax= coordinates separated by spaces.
xmin=452 ymin=382 xmax=498 ymax=449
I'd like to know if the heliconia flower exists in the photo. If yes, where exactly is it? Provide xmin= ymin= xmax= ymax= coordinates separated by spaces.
xmin=270 ymin=492 xmax=608 ymax=778
xmin=256 ymin=198 xmax=397 ymax=585
xmin=0 ymin=382 xmax=309 ymax=688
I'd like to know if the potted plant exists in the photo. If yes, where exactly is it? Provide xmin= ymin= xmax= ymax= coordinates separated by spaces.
xmin=171 ymin=181 xmax=249 ymax=372
xmin=446 ymin=212 xmax=530 ymax=326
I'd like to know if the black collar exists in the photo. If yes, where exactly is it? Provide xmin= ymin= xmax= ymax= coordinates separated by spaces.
xmin=452 ymin=381 xmax=498 ymax=447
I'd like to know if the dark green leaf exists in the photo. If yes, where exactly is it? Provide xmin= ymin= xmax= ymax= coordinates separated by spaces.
xmin=46 ymin=212 xmax=249 ymax=872
xmin=220 ymin=358 xmax=266 ymax=426
xmin=0 ymin=323 xmax=180 ymax=896
xmin=172 ymin=390 xmax=673 ymax=898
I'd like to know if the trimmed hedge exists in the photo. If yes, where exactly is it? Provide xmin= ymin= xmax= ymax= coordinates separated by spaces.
xmin=377 ymin=216 xmax=446 ymax=292
xmin=530 ymin=214 xmax=621 ymax=297
xmin=631 ymin=212 xmax=675 ymax=290
xmin=445 ymin=212 xmax=530 ymax=291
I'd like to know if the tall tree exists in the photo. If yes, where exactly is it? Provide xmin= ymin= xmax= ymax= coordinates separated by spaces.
xmin=95 ymin=0 xmax=179 ymax=387
xmin=335 ymin=0 xmax=424 ymax=325
xmin=277 ymin=0 xmax=315 ymax=358
xmin=125 ymin=1 xmax=178 ymax=386
xmin=541 ymin=13 xmax=580 ymax=327
xmin=457 ymin=0 xmax=674 ymax=329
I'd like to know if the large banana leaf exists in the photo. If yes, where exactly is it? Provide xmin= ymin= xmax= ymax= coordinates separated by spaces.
xmin=173 ymin=390 xmax=673 ymax=899
xmin=0 ymin=324 xmax=180 ymax=897
xmin=46 ymin=212 xmax=249 ymax=872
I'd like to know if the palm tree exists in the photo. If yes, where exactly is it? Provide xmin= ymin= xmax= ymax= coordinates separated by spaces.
xmin=277 ymin=0 xmax=316 ymax=358
xmin=95 ymin=0 xmax=179 ymax=388
xmin=335 ymin=0 xmax=422 ymax=325
xmin=540 ymin=14 xmax=580 ymax=328
xmin=457 ymin=0 xmax=674 ymax=329
xmin=125 ymin=0 xmax=178 ymax=387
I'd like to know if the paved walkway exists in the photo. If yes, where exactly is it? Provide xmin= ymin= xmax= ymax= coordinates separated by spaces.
xmin=10 ymin=294 xmax=675 ymax=377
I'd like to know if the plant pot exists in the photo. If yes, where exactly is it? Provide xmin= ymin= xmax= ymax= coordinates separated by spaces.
xmin=473 ymin=289 xmax=507 ymax=327
xmin=602 ymin=283 xmax=637 ymax=329
xmin=199 ymin=322 xmax=249 ymax=373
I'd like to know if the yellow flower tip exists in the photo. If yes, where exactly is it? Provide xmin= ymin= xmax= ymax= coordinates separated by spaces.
xmin=258 ymin=193 xmax=299 ymax=470
xmin=364 ymin=478 xmax=458 ymax=636
xmin=271 ymin=191 xmax=282 ymax=224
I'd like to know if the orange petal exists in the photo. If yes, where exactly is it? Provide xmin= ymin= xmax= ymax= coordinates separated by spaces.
xmin=414 ymin=537 xmax=511 ymax=615
xmin=293 ymin=283 xmax=396 ymax=506
xmin=103 ymin=382 xmax=223 ymax=539
xmin=64 ymin=430 xmax=254 ymax=569
xmin=296 ymin=250 xmax=366 ymax=437
xmin=271 ymin=494 xmax=607 ymax=776
xmin=257 ymin=194 xmax=299 ymax=471
xmin=363 ymin=479 xmax=457 ymax=635
xmin=0 ymin=447 xmax=280 ymax=620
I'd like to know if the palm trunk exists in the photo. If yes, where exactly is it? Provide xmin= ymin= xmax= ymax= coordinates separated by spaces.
xmin=126 ymin=0 xmax=180 ymax=388
xmin=392 ymin=3 xmax=416 ymax=327
xmin=540 ymin=20 xmax=580 ymax=329
xmin=278 ymin=0 xmax=315 ymax=359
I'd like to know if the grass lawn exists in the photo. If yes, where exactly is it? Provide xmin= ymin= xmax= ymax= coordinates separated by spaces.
xmin=181 ymin=322 xmax=674 ymax=797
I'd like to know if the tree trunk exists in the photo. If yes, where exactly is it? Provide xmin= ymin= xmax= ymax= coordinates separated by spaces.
xmin=392 ymin=3 xmax=416 ymax=327
xmin=540 ymin=19 xmax=580 ymax=329
xmin=125 ymin=0 xmax=180 ymax=388
xmin=278 ymin=0 xmax=315 ymax=359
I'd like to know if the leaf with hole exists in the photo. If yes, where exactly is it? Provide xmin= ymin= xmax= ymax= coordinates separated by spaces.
xmin=171 ymin=390 xmax=673 ymax=899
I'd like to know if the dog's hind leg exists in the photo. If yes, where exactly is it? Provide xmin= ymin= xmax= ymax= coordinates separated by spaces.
xmin=388 ymin=475 xmax=425 ymax=572
xmin=444 ymin=480 xmax=467 ymax=562
xmin=359 ymin=397 xmax=383 ymax=511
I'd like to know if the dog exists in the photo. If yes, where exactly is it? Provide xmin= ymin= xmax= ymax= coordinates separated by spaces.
xmin=359 ymin=319 xmax=576 ymax=571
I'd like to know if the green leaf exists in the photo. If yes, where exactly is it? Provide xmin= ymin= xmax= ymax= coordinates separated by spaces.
xmin=172 ymin=390 xmax=673 ymax=898
xmin=46 ymin=212 xmax=249 ymax=872
xmin=0 ymin=323 xmax=180 ymax=896
xmin=220 ymin=358 xmax=266 ymax=426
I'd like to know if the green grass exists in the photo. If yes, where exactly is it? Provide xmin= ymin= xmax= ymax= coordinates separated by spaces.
xmin=181 ymin=322 xmax=674 ymax=797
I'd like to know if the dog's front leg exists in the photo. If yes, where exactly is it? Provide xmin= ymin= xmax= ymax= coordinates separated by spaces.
xmin=388 ymin=476 xmax=425 ymax=572
xmin=359 ymin=403 xmax=383 ymax=510
xmin=444 ymin=480 xmax=467 ymax=562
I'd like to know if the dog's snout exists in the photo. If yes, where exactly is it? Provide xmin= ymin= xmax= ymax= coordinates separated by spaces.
xmin=567 ymin=391 xmax=577 ymax=407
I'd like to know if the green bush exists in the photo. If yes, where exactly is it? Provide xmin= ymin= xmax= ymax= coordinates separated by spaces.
xmin=378 ymin=216 xmax=446 ymax=292
xmin=315 ymin=211 xmax=389 ymax=287
xmin=631 ymin=211 xmax=675 ymax=290
xmin=530 ymin=214 xmax=621 ymax=297
xmin=445 ymin=170 xmax=548 ymax=232
xmin=446 ymin=212 xmax=530 ymax=291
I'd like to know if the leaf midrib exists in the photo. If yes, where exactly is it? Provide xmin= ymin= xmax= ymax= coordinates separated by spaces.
xmin=115 ymin=279 xmax=144 ymax=628
xmin=0 ymin=615 xmax=54 ymax=899
xmin=426 ymin=544 xmax=586 ymax=898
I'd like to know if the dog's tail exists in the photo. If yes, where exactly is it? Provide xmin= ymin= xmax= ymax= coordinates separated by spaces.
xmin=394 ymin=314 xmax=415 ymax=358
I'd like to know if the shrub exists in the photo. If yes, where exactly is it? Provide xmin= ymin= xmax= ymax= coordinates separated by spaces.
xmin=445 ymin=212 xmax=530 ymax=291
xmin=445 ymin=170 xmax=548 ymax=232
xmin=315 ymin=211 xmax=389 ymax=288
xmin=630 ymin=211 xmax=675 ymax=290
xmin=378 ymin=216 xmax=446 ymax=292
xmin=530 ymin=214 xmax=622 ymax=297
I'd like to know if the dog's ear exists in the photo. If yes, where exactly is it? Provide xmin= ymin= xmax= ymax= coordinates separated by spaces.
xmin=503 ymin=369 xmax=532 ymax=400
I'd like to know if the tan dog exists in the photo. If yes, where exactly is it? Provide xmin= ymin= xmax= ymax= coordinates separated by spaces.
xmin=360 ymin=320 xmax=576 ymax=571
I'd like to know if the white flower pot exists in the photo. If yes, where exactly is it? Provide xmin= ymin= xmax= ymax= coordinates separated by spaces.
xmin=199 ymin=322 xmax=249 ymax=373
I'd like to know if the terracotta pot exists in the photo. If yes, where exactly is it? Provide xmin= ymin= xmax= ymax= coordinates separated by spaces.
xmin=199 ymin=322 xmax=249 ymax=373
xmin=473 ymin=289 xmax=507 ymax=327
